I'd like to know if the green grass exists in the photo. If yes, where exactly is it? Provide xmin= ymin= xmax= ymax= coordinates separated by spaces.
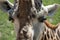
xmin=0 ymin=0 xmax=60 ymax=40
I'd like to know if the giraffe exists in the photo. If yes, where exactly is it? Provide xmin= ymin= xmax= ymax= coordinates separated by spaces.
xmin=12 ymin=0 xmax=60 ymax=40
xmin=0 ymin=0 xmax=60 ymax=40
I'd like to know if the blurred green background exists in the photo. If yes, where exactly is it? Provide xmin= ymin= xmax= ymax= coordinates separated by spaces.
xmin=0 ymin=0 xmax=60 ymax=40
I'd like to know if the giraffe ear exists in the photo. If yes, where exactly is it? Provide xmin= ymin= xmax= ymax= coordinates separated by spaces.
xmin=48 ymin=9 xmax=56 ymax=16
xmin=46 ymin=4 xmax=60 ymax=16
xmin=0 ymin=0 xmax=14 ymax=21
xmin=0 ymin=0 xmax=14 ymax=13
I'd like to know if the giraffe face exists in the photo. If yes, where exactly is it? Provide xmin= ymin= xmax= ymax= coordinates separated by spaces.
xmin=12 ymin=0 xmax=43 ymax=40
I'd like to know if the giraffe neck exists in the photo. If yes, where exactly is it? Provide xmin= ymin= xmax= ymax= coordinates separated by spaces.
xmin=39 ymin=25 xmax=60 ymax=40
